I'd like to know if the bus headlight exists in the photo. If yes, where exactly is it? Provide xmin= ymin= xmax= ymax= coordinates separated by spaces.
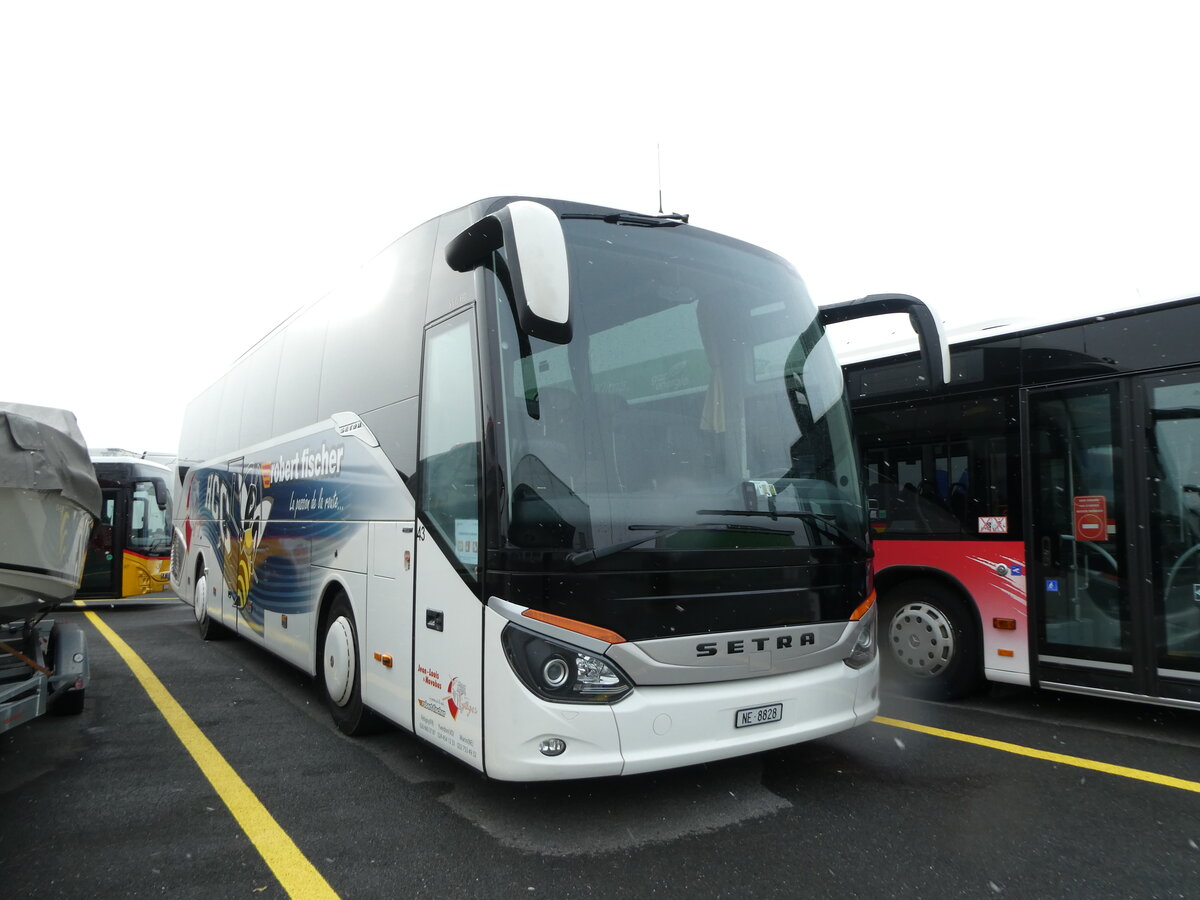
xmin=845 ymin=603 xmax=878 ymax=670
xmin=501 ymin=624 xmax=632 ymax=704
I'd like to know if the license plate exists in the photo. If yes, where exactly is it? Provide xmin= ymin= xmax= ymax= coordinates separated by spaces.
xmin=735 ymin=703 xmax=783 ymax=728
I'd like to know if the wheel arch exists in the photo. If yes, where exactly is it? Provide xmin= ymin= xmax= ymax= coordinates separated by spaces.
xmin=875 ymin=564 xmax=983 ymax=636
xmin=313 ymin=574 xmax=356 ymax=673
xmin=191 ymin=553 xmax=208 ymax=607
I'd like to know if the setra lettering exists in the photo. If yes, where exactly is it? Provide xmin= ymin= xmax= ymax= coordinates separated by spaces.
xmin=695 ymin=632 xmax=815 ymax=658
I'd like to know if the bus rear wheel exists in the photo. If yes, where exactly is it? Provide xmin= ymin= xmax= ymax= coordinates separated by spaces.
xmin=321 ymin=594 xmax=380 ymax=736
xmin=195 ymin=571 xmax=227 ymax=641
xmin=882 ymin=580 xmax=982 ymax=700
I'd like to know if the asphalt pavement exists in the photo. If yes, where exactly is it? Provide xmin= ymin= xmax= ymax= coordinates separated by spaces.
xmin=1 ymin=601 xmax=1196 ymax=899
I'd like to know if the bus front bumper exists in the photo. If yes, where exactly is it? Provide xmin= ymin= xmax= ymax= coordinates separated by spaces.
xmin=483 ymin=651 xmax=879 ymax=782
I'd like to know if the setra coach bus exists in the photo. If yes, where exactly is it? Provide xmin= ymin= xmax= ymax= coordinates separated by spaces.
xmin=170 ymin=196 xmax=946 ymax=780
xmin=846 ymin=295 xmax=1200 ymax=710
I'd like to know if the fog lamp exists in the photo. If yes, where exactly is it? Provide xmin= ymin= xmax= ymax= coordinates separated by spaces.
xmin=539 ymin=738 xmax=567 ymax=757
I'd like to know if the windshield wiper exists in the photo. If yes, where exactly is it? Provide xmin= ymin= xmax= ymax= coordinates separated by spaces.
xmin=695 ymin=509 xmax=867 ymax=553
xmin=561 ymin=212 xmax=689 ymax=227
xmin=565 ymin=522 xmax=792 ymax=567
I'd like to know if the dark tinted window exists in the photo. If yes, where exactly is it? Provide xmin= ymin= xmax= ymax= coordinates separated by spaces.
xmin=858 ymin=392 xmax=1020 ymax=538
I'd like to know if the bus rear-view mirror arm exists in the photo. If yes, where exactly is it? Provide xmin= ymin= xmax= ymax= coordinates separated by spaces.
xmin=819 ymin=293 xmax=951 ymax=388
xmin=445 ymin=200 xmax=572 ymax=344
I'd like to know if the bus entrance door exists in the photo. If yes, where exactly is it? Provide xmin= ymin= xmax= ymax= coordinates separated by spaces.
xmin=81 ymin=488 xmax=121 ymax=596
xmin=1027 ymin=381 xmax=1146 ymax=697
xmin=1142 ymin=370 xmax=1200 ymax=705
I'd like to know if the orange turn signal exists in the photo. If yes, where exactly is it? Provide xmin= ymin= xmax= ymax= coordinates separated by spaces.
xmin=850 ymin=591 xmax=877 ymax=621
xmin=993 ymin=618 xmax=1017 ymax=630
xmin=521 ymin=609 xmax=626 ymax=644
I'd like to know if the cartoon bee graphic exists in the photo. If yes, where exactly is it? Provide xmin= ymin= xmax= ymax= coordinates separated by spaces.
xmin=221 ymin=467 xmax=273 ymax=612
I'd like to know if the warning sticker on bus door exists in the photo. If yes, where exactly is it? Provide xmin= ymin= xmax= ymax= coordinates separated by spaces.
xmin=1073 ymin=495 xmax=1108 ymax=542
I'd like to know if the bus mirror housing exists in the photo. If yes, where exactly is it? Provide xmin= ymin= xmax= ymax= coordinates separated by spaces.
xmin=819 ymin=293 xmax=951 ymax=387
xmin=446 ymin=200 xmax=572 ymax=344
xmin=153 ymin=479 xmax=170 ymax=511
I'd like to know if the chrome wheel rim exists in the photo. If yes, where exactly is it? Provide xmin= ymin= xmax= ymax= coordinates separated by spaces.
xmin=888 ymin=601 xmax=955 ymax=677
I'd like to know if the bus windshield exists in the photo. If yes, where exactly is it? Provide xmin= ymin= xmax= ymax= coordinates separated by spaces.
xmin=491 ymin=217 xmax=864 ymax=566
xmin=129 ymin=478 xmax=172 ymax=557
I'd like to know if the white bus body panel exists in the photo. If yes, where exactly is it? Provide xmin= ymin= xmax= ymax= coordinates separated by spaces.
xmin=264 ymin=606 xmax=315 ymax=670
xmin=481 ymin=606 xmax=623 ymax=781
xmin=614 ymin=658 xmax=878 ymax=777
xmin=362 ymin=521 xmax=415 ymax=729
xmin=412 ymin=536 xmax=485 ymax=772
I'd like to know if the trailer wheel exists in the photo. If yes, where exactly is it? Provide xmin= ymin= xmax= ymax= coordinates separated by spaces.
xmin=321 ymin=593 xmax=380 ymax=736
xmin=50 ymin=688 xmax=85 ymax=716
xmin=881 ymin=580 xmax=982 ymax=700
xmin=195 ymin=571 xmax=226 ymax=641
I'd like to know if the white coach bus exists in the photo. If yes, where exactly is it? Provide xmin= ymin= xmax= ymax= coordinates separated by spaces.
xmin=171 ymin=197 xmax=946 ymax=780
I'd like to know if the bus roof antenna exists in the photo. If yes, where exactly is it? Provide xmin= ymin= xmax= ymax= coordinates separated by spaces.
xmin=654 ymin=145 xmax=689 ymax=223
xmin=657 ymin=144 xmax=664 ymax=215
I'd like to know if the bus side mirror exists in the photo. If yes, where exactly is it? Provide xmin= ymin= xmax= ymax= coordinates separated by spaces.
xmin=154 ymin=480 xmax=170 ymax=511
xmin=819 ymin=293 xmax=950 ymax=388
xmin=445 ymin=200 xmax=572 ymax=344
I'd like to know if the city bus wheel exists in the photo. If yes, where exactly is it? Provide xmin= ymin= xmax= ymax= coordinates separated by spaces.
xmin=881 ymin=580 xmax=982 ymax=700
xmin=321 ymin=594 xmax=381 ymax=736
xmin=195 ymin=571 xmax=226 ymax=641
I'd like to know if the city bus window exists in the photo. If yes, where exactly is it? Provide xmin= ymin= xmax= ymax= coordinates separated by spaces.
xmin=858 ymin=394 xmax=1017 ymax=537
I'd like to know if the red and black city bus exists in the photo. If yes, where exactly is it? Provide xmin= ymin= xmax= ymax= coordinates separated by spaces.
xmin=846 ymin=295 xmax=1200 ymax=710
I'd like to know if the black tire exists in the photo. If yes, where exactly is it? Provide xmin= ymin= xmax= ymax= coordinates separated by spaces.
xmin=50 ymin=688 xmax=85 ymax=716
xmin=320 ymin=593 xmax=381 ymax=736
xmin=880 ymin=579 xmax=983 ymax=700
xmin=194 ymin=570 xmax=227 ymax=641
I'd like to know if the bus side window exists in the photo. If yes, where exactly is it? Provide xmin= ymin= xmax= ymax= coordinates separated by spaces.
xmin=418 ymin=312 xmax=482 ymax=579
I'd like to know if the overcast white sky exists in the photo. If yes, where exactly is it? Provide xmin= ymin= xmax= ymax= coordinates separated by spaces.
xmin=3 ymin=1 xmax=1197 ymax=453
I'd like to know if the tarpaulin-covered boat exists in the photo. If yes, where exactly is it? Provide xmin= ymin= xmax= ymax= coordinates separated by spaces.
xmin=0 ymin=403 xmax=102 ymax=620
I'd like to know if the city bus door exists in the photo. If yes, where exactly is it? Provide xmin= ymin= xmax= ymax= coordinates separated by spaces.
xmin=80 ymin=487 xmax=122 ymax=597
xmin=1025 ymin=380 xmax=1148 ymax=696
xmin=1140 ymin=370 xmax=1200 ymax=705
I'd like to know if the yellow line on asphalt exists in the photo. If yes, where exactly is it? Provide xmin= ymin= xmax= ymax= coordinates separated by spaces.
xmin=875 ymin=715 xmax=1200 ymax=794
xmin=77 ymin=603 xmax=340 ymax=899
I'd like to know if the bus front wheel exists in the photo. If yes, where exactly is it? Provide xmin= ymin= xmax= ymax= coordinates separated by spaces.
xmin=321 ymin=594 xmax=380 ymax=736
xmin=881 ymin=580 xmax=982 ymax=700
